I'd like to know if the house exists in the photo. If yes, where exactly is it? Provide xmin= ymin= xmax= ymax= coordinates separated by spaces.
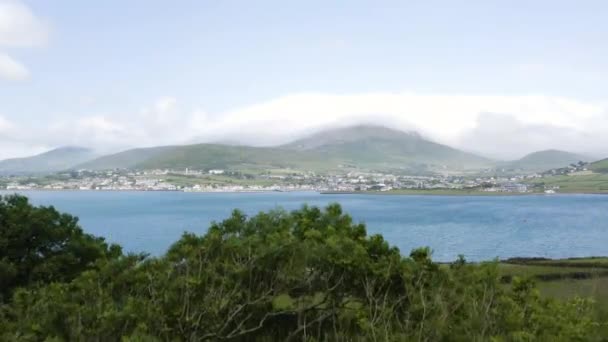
xmin=501 ymin=183 xmax=528 ymax=193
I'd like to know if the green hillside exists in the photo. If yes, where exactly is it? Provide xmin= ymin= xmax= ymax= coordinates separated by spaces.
xmin=78 ymin=144 xmax=340 ymax=170
xmin=281 ymin=125 xmax=492 ymax=169
xmin=501 ymin=150 xmax=589 ymax=172
xmin=590 ymin=158 xmax=608 ymax=173
xmin=77 ymin=125 xmax=492 ymax=172
xmin=0 ymin=147 xmax=96 ymax=175
xmin=525 ymin=173 xmax=608 ymax=193
xmin=78 ymin=144 xmax=343 ymax=171
xmin=77 ymin=146 xmax=176 ymax=170
xmin=138 ymin=144 xmax=344 ymax=171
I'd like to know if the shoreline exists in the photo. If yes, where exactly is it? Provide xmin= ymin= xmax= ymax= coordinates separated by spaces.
xmin=322 ymin=191 xmax=533 ymax=196
xmin=320 ymin=190 xmax=528 ymax=196
xmin=2 ymin=189 xmax=608 ymax=196
xmin=320 ymin=190 xmax=608 ymax=196
xmin=0 ymin=189 xmax=312 ymax=194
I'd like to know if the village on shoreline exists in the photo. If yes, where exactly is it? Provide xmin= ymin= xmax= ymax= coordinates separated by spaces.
xmin=1 ymin=164 xmax=588 ymax=195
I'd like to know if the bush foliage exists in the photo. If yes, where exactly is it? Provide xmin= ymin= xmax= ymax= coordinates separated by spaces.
xmin=0 ymin=195 xmax=602 ymax=340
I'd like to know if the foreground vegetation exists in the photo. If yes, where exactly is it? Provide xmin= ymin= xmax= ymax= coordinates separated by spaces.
xmin=0 ymin=195 xmax=606 ymax=340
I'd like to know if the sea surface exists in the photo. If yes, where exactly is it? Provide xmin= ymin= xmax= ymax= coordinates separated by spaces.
xmin=3 ymin=191 xmax=608 ymax=262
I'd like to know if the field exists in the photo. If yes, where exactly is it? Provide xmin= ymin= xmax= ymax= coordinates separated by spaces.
xmin=498 ymin=257 xmax=608 ymax=325
xmin=525 ymin=173 xmax=608 ymax=193
xmin=590 ymin=159 xmax=608 ymax=173
xmin=163 ymin=173 xmax=279 ymax=187
xmin=325 ymin=189 xmax=531 ymax=196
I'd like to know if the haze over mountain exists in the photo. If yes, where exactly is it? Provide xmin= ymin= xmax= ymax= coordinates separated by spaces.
xmin=0 ymin=147 xmax=96 ymax=175
xmin=3 ymin=125 xmax=603 ymax=175
xmin=500 ymin=150 xmax=590 ymax=172
xmin=78 ymin=125 xmax=492 ymax=172
xmin=75 ymin=146 xmax=175 ymax=171
xmin=281 ymin=125 xmax=490 ymax=168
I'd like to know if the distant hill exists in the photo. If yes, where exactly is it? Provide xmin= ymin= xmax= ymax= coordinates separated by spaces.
xmin=79 ymin=125 xmax=491 ymax=172
xmin=0 ymin=147 xmax=97 ymax=175
xmin=281 ymin=125 xmax=491 ymax=169
xmin=501 ymin=150 xmax=589 ymax=172
xmin=590 ymin=158 xmax=608 ymax=173
xmin=77 ymin=146 xmax=176 ymax=170
xmin=78 ymin=144 xmax=332 ymax=171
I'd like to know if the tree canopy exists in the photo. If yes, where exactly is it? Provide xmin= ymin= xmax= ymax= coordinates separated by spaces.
xmin=0 ymin=195 xmax=121 ymax=301
xmin=0 ymin=195 xmax=601 ymax=340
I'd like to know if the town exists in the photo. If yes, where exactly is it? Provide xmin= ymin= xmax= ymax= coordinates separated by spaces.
xmin=0 ymin=165 xmax=577 ymax=194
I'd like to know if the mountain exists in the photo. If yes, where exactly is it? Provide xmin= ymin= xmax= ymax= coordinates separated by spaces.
xmin=0 ymin=147 xmax=97 ymax=175
xmin=79 ymin=125 xmax=491 ymax=172
xmin=79 ymin=144 xmax=340 ymax=172
xmin=77 ymin=146 xmax=176 ymax=170
xmin=501 ymin=150 xmax=589 ymax=172
xmin=281 ymin=125 xmax=491 ymax=169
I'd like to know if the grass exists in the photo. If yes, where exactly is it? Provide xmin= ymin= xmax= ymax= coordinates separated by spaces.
xmin=498 ymin=264 xmax=608 ymax=278
xmin=499 ymin=257 xmax=608 ymax=279
xmin=525 ymin=173 xmax=608 ymax=193
xmin=504 ymin=256 xmax=608 ymax=268
xmin=497 ymin=257 xmax=608 ymax=323
xmin=537 ymin=277 xmax=608 ymax=304
xmin=590 ymin=158 xmax=608 ymax=174
xmin=326 ymin=189 xmax=531 ymax=196
xmin=164 ymin=174 xmax=278 ymax=187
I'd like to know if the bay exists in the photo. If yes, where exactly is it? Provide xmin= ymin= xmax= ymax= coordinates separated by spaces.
xmin=3 ymin=191 xmax=608 ymax=262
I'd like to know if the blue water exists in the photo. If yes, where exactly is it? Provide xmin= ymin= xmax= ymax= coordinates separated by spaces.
xmin=3 ymin=191 xmax=608 ymax=261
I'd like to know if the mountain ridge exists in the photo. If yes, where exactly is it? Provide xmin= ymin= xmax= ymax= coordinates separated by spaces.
xmin=4 ymin=126 xmax=600 ymax=174
xmin=0 ymin=146 xmax=97 ymax=175
xmin=500 ymin=149 xmax=590 ymax=172
xmin=77 ymin=125 xmax=491 ymax=172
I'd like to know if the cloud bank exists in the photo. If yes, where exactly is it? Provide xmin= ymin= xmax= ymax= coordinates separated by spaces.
xmin=1 ymin=91 xmax=607 ymax=160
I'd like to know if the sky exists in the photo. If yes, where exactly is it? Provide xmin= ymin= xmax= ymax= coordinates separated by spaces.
xmin=0 ymin=0 xmax=607 ymax=160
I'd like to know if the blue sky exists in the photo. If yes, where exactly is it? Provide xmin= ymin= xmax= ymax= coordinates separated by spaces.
xmin=1 ymin=0 xmax=607 ymax=159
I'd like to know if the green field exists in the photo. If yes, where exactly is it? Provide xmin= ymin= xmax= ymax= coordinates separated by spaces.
xmin=325 ymin=189 xmax=531 ymax=196
xmin=163 ymin=174 xmax=279 ymax=187
xmin=498 ymin=257 xmax=608 ymax=324
xmin=526 ymin=173 xmax=608 ymax=193
xmin=590 ymin=158 xmax=608 ymax=173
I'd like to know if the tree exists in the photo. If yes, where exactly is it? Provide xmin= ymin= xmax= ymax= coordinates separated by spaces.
xmin=0 ymin=194 xmax=121 ymax=301
xmin=0 ymin=200 xmax=600 ymax=340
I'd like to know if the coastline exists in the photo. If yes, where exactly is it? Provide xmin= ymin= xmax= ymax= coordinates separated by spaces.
xmin=0 ymin=189 xmax=310 ymax=194
xmin=3 ymin=189 xmax=608 ymax=196
xmin=320 ymin=189 xmax=608 ymax=196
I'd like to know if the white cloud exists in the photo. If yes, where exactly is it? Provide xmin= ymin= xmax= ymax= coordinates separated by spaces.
xmin=0 ymin=142 xmax=46 ymax=160
xmin=0 ymin=115 xmax=13 ymax=131
xmin=197 ymin=92 xmax=605 ymax=155
xmin=457 ymin=113 xmax=599 ymax=159
xmin=0 ymin=115 xmax=48 ymax=159
xmin=141 ymin=96 xmax=178 ymax=126
xmin=32 ymin=97 xmax=202 ymax=153
xmin=2 ymin=92 xmax=608 ymax=160
xmin=0 ymin=0 xmax=48 ymax=47
xmin=0 ymin=52 xmax=28 ymax=80
xmin=0 ymin=0 xmax=48 ymax=81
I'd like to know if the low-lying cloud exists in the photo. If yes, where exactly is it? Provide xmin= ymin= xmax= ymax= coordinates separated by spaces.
xmin=1 ymin=91 xmax=607 ymax=161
